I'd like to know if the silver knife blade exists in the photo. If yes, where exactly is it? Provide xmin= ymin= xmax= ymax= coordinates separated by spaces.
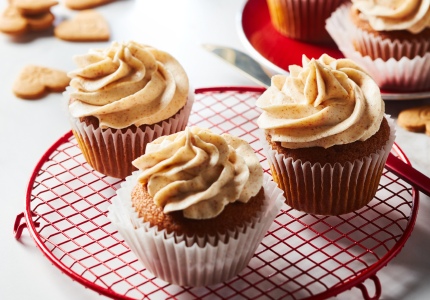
xmin=202 ymin=44 xmax=273 ymax=88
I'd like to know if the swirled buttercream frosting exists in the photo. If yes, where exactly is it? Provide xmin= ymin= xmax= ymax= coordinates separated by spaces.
xmin=256 ymin=54 xmax=385 ymax=149
xmin=132 ymin=127 xmax=263 ymax=220
xmin=68 ymin=41 xmax=189 ymax=129
xmin=352 ymin=0 xmax=430 ymax=33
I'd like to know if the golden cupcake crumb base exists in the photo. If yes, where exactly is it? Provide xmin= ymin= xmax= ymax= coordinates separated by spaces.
xmin=108 ymin=172 xmax=285 ymax=287
xmin=131 ymin=182 xmax=266 ymax=238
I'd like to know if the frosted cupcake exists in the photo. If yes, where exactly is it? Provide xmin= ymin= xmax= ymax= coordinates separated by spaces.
xmin=326 ymin=1 xmax=430 ymax=91
xmin=66 ymin=41 xmax=194 ymax=178
xmin=256 ymin=54 xmax=395 ymax=216
xmin=350 ymin=0 xmax=430 ymax=60
xmin=108 ymin=127 xmax=284 ymax=286
xmin=266 ymin=0 xmax=348 ymax=43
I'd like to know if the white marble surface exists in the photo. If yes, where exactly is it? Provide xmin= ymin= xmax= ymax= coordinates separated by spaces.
xmin=0 ymin=0 xmax=429 ymax=299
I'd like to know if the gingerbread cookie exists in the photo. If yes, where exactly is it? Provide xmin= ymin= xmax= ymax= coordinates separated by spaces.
xmin=13 ymin=0 xmax=58 ymax=16
xmin=24 ymin=11 xmax=55 ymax=31
xmin=12 ymin=65 xmax=70 ymax=99
xmin=0 ymin=6 xmax=27 ymax=35
xmin=65 ymin=0 xmax=113 ymax=10
xmin=54 ymin=10 xmax=110 ymax=42
xmin=0 ymin=5 xmax=54 ymax=35
xmin=397 ymin=105 xmax=430 ymax=136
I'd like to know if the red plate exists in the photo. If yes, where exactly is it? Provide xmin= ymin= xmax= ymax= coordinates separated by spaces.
xmin=14 ymin=87 xmax=418 ymax=300
xmin=238 ymin=0 xmax=343 ymax=74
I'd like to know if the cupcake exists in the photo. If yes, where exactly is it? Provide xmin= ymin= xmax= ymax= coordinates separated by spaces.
xmin=66 ymin=41 xmax=194 ymax=179
xmin=349 ymin=0 xmax=430 ymax=61
xmin=108 ymin=127 xmax=285 ymax=286
xmin=326 ymin=1 xmax=430 ymax=91
xmin=266 ymin=0 xmax=348 ymax=44
xmin=256 ymin=54 xmax=395 ymax=216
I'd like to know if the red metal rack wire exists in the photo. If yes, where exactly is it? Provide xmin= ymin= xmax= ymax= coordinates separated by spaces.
xmin=14 ymin=87 xmax=419 ymax=300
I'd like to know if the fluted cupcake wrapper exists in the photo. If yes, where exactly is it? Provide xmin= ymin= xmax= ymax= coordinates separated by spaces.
xmin=108 ymin=172 xmax=285 ymax=287
xmin=351 ymin=26 xmax=430 ymax=61
xmin=260 ymin=116 xmax=396 ymax=216
xmin=67 ymin=90 xmax=194 ymax=179
xmin=326 ymin=3 xmax=430 ymax=92
xmin=267 ymin=0 xmax=347 ymax=43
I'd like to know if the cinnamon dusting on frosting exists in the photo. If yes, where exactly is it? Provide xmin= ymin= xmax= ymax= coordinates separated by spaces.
xmin=132 ymin=127 xmax=263 ymax=220
xmin=68 ymin=41 xmax=189 ymax=129
xmin=352 ymin=0 xmax=430 ymax=33
xmin=256 ymin=54 xmax=385 ymax=149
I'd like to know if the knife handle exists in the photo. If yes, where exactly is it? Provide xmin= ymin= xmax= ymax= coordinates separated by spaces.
xmin=386 ymin=152 xmax=430 ymax=198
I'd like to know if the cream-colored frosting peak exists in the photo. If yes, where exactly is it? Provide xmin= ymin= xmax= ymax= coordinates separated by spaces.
xmin=132 ymin=127 xmax=263 ymax=220
xmin=352 ymin=0 xmax=430 ymax=33
xmin=256 ymin=54 xmax=384 ymax=149
xmin=68 ymin=41 xmax=189 ymax=129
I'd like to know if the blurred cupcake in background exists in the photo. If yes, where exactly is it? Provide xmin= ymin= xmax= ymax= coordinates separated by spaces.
xmin=349 ymin=0 xmax=430 ymax=61
xmin=326 ymin=1 xmax=430 ymax=91
xmin=266 ymin=0 xmax=348 ymax=44
xmin=66 ymin=41 xmax=194 ymax=179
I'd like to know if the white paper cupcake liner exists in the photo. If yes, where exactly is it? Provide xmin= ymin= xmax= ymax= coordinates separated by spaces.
xmin=352 ymin=27 xmax=430 ymax=61
xmin=268 ymin=0 xmax=347 ymax=43
xmin=326 ymin=3 xmax=430 ymax=91
xmin=261 ymin=116 xmax=396 ymax=215
xmin=66 ymin=88 xmax=194 ymax=179
xmin=108 ymin=172 xmax=285 ymax=287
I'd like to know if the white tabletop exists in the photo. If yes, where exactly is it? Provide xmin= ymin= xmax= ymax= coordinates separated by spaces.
xmin=1 ymin=0 xmax=429 ymax=299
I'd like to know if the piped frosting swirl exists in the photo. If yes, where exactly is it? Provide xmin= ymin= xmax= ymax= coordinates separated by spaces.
xmin=132 ymin=127 xmax=263 ymax=220
xmin=352 ymin=0 xmax=430 ymax=33
xmin=68 ymin=41 xmax=189 ymax=129
xmin=256 ymin=54 xmax=385 ymax=149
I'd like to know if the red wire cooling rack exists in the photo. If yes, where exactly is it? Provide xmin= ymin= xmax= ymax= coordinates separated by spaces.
xmin=14 ymin=87 xmax=419 ymax=300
